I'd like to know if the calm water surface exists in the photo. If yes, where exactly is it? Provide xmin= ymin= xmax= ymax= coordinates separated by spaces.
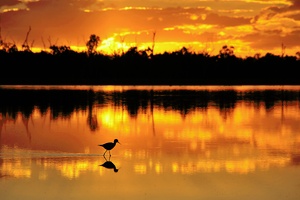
xmin=1 ymin=85 xmax=300 ymax=200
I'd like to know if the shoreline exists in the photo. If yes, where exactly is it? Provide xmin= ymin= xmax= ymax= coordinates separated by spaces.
xmin=1 ymin=79 xmax=300 ymax=86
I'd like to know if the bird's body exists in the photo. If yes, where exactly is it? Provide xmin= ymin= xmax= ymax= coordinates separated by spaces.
xmin=99 ymin=139 xmax=120 ymax=156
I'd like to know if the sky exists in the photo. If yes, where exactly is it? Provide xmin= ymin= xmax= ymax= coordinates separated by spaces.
xmin=0 ymin=0 xmax=300 ymax=57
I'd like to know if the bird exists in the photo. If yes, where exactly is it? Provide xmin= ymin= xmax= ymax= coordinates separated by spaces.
xmin=98 ymin=139 xmax=120 ymax=156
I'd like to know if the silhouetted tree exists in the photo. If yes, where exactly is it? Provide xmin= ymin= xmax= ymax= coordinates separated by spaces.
xmin=174 ymin=47 xmax=192 ymax=56
xmin=296 ymin=51 xmax=300 ymax=60
xmin=50 ymin=45 xmax=73 ymax=55
xmin=1 ymin=30 xmax=300 ymax=86
xmin=219 ymin=45 xmax=235 ymax=58
xmin=8 ymin=44 xmax=18 ymax=53
xmin=0 ymin=27 xmax=18 ymax=53
xmin=22 ymin=26 xmax=33 ymax=52
xmin=254 ymin=53 xmax=261 ymax=60
xmin=125 ymin=46 xmax=139 ymax=56
xmin=86 ymin=34 xmax=100 ymax=55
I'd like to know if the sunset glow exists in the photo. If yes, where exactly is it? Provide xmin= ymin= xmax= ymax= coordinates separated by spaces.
xmin=1 ymin=0 xmax=299 ymax=57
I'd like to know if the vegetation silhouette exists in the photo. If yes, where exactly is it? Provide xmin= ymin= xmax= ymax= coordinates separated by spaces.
xmin=0 ymin=33 xmax=300 ymax=85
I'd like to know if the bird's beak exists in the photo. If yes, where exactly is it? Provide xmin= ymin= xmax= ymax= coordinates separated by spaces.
xmin=118 ymin=141 xmax=121 ymax=145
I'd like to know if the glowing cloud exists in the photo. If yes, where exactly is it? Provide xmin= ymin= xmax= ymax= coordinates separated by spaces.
xmin=0 ymin=0 xmax=299 ymax=57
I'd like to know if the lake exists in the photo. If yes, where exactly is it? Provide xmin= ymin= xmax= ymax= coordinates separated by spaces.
xmin=1 ymin=85 xmax=300 ymax=200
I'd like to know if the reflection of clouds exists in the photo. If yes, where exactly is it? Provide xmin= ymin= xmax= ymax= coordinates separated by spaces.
xmin=1 ymin=153 xmax=126 ymax=180
xmin=134 ymin=163 xmax=147 ymax=174
xmin=0 ymin=155 xmax=292 ymax=179
xmin=174 ymin=158 xmax=290 ymax=174
xmin=0 ymin=147 xmax=106 ymax=179
xmin=0 ymin=157 xmax=101 ymax=179
xmin=1 ymin=159 xmax=31 ymax=178
xmin=129 ymin=151 xmax=291 ymax=175
xmin=38 ymin=158 xmax=101 ymax=179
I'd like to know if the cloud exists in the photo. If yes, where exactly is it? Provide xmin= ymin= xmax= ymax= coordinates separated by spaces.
xmin=252 ymin=0 xmax=300 ymax=22
xmin=290 ymin=0 xmax=300 ymax=8
xmin=239 ymin=28 xmax=300 ymax=52
xmin=0 ymin=0 xmax=299 ymax=56
xmin=0 ymin=0 xmax=21 ymax=6
xmin=237 ymin=1 xmax=300 ymax=53
xmin=0 ymin=1 xmax=253 ymax=48
xmin=250 ymin=1 xmax=300 ymax=38
xmin=0 ymin=0 xmax=42 ymax=13
xmin=0 ymin=1 xmax=28 ymax=13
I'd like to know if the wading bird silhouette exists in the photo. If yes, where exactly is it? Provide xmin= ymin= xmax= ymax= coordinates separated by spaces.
xmin=98 ymin=139 xmax=120 ymax=156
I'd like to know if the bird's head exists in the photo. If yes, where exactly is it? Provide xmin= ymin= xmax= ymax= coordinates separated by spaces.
xmin=114 ymin=139 xmax=121 ymax=144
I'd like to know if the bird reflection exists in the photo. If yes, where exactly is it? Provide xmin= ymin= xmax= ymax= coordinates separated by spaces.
xmin=99 ymin=156 xmax=119 ymax=173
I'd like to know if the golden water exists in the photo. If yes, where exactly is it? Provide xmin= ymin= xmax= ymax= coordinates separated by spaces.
xmin=0 ymin=85 xmax=300 ymax=200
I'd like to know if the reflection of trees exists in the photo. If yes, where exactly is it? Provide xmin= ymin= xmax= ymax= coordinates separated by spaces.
xmin=86 ymin=91 xmax=95 ymax=131
xmin=0 ymin=88 xmax=300 ymax=122
xmin=244 ymin=90 xmax=300 ymax=111
xmin=0 ymin=89 xmax=89 ymax=120
xmin=0 ymin=113 xmax=33 ymax=143
xmin=212 ymin=90 xmax=237 ymax=119
xmin=124 ymin=90 xmax=149 ymax=118
xmin=86 ymin=90 xmax=104 ymax=132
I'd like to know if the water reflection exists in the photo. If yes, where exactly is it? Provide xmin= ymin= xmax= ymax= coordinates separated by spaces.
xmin=100 ymin=156 xmax=119 ymax=172
xmin=1 ymin=86 xmax=299 ymax=121
xmin=0 ymin=147 xmax=106 ymax=180
xmin=0 ymin=85 xmax=300 ymax=178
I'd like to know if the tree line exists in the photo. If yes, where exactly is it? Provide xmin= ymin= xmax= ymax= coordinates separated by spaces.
xmin=0 ymin=33 xmax=300 ymax=85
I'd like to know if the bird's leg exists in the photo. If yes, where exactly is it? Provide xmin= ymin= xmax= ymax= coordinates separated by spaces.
xmin=103 ymin=156 xmax=108 ymax=161
xmin=109 ymin=150 xmax=111 ymax=156
xmin=103 ymin=150 xmax=107 ymax=156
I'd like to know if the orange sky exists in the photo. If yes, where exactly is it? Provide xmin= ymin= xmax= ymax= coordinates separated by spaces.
xmin=1 ymin=0 xmax=299 ymax=57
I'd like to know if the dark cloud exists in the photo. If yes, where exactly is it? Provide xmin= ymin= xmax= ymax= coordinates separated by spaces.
xmin=249 ymin=1 xmax=300 ymax=53
xmin=0 ymin=0 xmax=20 ymax=7
xmin=251 ymin=6 xmax=279 ymax=23
xmin=0 ymin=0 xmax=28 ymax=13
xmin=252 ymin=0 xmax=300 ymax=23
xmin=290 ymin=0 xmax=300 ymax=9
xmin=205 ymin=13 xmax=250 ymax=27
xmin=239 ymin=29 xmax=300 ymax=51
